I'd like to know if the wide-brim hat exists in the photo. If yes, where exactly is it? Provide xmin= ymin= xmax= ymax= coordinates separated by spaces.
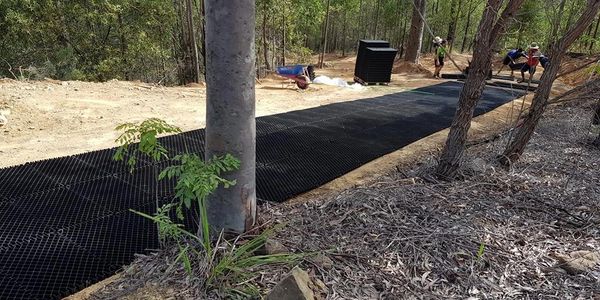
xmin=529 ymin=43 xmax=539 ymax=50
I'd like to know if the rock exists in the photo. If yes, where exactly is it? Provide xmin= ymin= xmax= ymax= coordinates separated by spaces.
xmin=553 ymin=250 xmax=600 ymax=275
xmin=256 ymin=238 xmax=288 ymax=255
xmin=266 ymin=267 xmax=314 ymax=300
xmin=310 ymin=253 xmax=334 ymax=269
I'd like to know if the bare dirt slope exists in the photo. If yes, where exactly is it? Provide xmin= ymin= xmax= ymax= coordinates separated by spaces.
xmin=0 ymin=56 xmax=442 ymax=168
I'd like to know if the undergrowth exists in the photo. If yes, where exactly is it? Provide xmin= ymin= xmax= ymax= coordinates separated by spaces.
xmin=114 ymin=119 xmax=302 ymax=297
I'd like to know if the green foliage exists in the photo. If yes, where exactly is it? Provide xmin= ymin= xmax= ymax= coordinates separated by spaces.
xmin=114 ymin=118 xmax=182 ymax=171
xmin=477 ymin=242 xmax=486 ymax=260
xmin=160 ymin=153 xmax=240 ymax=253
xmin=113 ymin=118 xmax=302 ymax=296
xmin=5 ymin=0 xmax=595 ymax=82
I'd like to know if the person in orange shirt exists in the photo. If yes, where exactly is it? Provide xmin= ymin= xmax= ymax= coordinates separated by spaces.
xmin=519 ymin=43 xmax=542 ymax=83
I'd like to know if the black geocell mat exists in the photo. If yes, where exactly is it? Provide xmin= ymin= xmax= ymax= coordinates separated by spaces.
xmin=0 ymin=82 xmax=522 ymax=299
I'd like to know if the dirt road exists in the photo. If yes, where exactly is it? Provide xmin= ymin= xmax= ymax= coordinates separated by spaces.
xmin=0 ymin=56 xmax=441 ymax=168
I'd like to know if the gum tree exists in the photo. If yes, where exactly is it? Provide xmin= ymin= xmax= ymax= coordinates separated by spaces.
xmin=204 ymin=0 xmax=257 ymax=234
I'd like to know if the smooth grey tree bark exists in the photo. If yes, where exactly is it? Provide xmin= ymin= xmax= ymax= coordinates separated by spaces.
xmin=404 ymin=0 xmax=425 ymax=64
xmin=205 ymin=0 xmax=256 ymax=234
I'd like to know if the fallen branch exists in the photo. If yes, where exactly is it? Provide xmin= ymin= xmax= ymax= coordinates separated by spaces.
xmin=2 ymin=59 xmax=18 ymax=80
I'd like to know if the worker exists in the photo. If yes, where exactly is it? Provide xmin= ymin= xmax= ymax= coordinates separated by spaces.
xmin=540 ymin=55 xmax=550 ymax=68
xmin=433 ymin=39 xmax=447 ymax=79
xmin=497 ymin=47 xmax=525 ymax=77
xmin=519 ymin=43 xmax=542 ymax=83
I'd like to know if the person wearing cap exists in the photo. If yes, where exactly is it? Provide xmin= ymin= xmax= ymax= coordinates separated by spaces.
xmin=497 ymin=47 xmax=526 ymax=77
xmin=433 ymin=39 xmax=447 ymax=78
xmin=519 ymin=43 xmax=542 ymax=83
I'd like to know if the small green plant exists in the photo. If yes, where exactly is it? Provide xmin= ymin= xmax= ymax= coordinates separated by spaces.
xmin=113 ymin=118 xmax=182 ymax=170
xmin=114 ymin=118 xmax=302 ymax=296
xmin=476 ymin=242 xmax=486 ymax=261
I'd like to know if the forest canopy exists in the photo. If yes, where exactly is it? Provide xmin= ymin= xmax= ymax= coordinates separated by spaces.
xmin=0 ymin=0 xmax=598 ymax=85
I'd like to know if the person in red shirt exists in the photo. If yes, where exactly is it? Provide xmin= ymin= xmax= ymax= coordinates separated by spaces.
xmin=519 ymin=43 xmax=542 ymax=83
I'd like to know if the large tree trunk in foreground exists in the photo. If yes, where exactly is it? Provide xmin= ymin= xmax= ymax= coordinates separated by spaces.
xmin=502 ymin=0 xmax=600 ymax=163
xmin=404 ymin=0 xmax=425 ymax=64
xmin=435 ymin=0 xmax=524 ymax=179
xmin=205 ymin=0 xmax=256 ymax=234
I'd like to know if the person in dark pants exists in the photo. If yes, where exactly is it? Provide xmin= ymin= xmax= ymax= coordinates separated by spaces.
xmin=433 ymin=39 xmax=447 ymax=79
xmin=497 ymin=48 xmax=525 ymax=77
xmin=519 ymin=43 xmax=542 ymax=83
xmin=540 ymin=55 xmax=550 ymax=68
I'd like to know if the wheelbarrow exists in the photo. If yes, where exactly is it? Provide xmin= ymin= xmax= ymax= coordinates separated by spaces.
xmin=275 ymin=64 xmax=315 ymax=90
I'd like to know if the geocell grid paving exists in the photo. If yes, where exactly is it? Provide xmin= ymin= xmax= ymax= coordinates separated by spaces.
xmin=0 ymin=82 xmax=523 ymax=299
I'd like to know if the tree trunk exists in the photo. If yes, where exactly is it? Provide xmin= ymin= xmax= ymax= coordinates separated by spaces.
xmin=262 ymin=0 xmax=270 ymax=70
xmin=447 ymin=0 xmax=460 ymax=51
xmin=548 ymin=0 xmax=567 ymax=50
xmin=205 ymin=0 xmax=256 ymax=234
xmin=179 ymin=0 xmax=200 ymax=84
xmin=502 ymin=0 xmax=600 ymax=164
xmin=342 ymin=10 xmax=347 ymax=56
xmin=282 ymin=6 xmax=286 ymax=65
xmin=460 ymin=0 xmax=474 ymax=53
xmin=405 ymin=0 xmax=426 ymax=63
xmin=436 ymin=0 xmax=524 ymax=179
xmin=319 ymin=0 xmax=331 ymax=68
xmin=373 ymin=0 xmax=381 ymax=38
xmin=197 ymin=0 xmax=207 ymax=73
xmin=117 ymin=13 xmax=129 ymax=81
xmin=186 ymin=0 xmax=200 ymax=82
xmin=589 ymin=16 xmax=600 ymax=52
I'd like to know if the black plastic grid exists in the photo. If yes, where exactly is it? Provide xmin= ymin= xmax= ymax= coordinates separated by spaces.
xmin=0 ymin=162 xmax=59 ymax=199
xmin=0 ymin=233 xmax=108 ymax=300
xmin=33 ymin=156 xmax=109 ymax=186
xmin=118 ymin=162 xmax=178 ymax=198
xmin=0 ymin=82 xmax=522 ymax=299
xmin=60 ymin=208 xmax=159 ymax=270
xmin=70 ymin=176 xmax=154 ymax=214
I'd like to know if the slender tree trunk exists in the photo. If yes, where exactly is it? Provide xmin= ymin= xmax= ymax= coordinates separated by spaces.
xmin=502 ymin=0 xmax=600 ymax=164
xmin=447 ymin=0 xmax=460 ymax=51
xmin=282 ymin=6 xmax=286 ymax=65
xmin=460 ymin=0 xmax=474 ymax=53
xmin=117 ymin=13 xmax=129 ymax=80
xmin=185 ymin=0 xmax=200 ymax=82
xmin=342 ymin=10 xmax=347 ymax=56
xmin=564 ymin=0 xmax=577 ymax=34
xmin=405 ymin=0 xmax=426 ymax=63
xmin=548 ymin=0 xmax=567 ymax=50
xmin=205 ymin=0 xmax=256 ymax=234
xmin=199 ymin=0 xmax=207 ymax=73
xmin=262 ymin=0 xmax=270 ymax=70
xmin=589 ymin=16 xmax=600 ymax=52
xmin=373 ymin=0 xmax=381 ymax=38
xmin=584 ymin=23 xmax=594 ymax=51
xmin=436 ymin=0 xmax=525 ymax=179
xmin=319 ymin=0 xmax=331 ymax=68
